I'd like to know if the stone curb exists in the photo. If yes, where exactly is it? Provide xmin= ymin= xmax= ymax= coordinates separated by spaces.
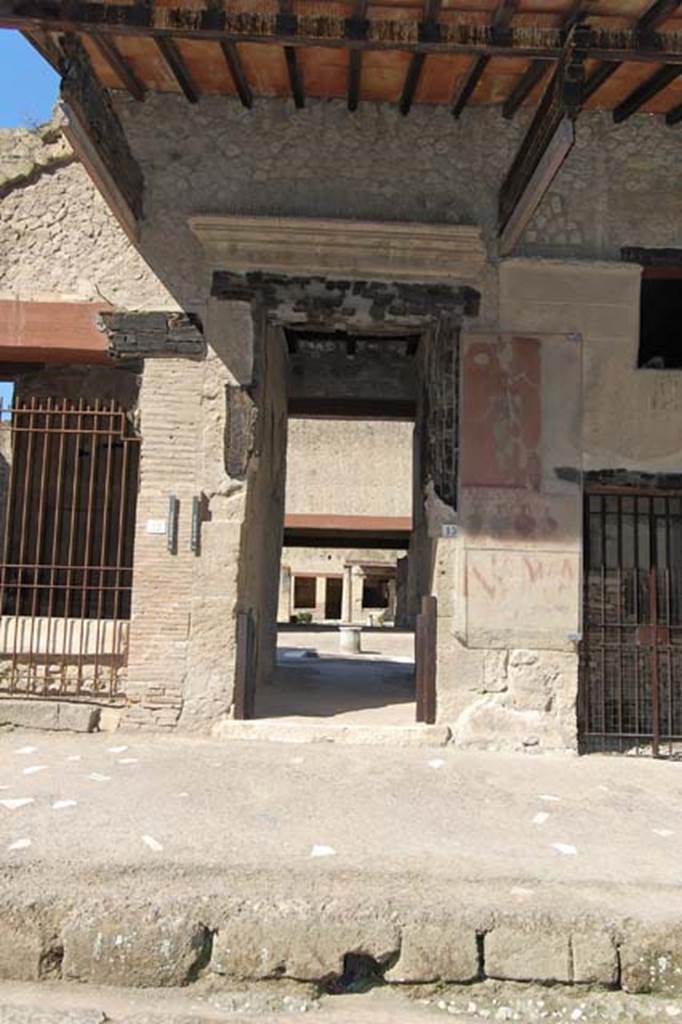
xmin=0 ymin=899 xmax=680 ymax=995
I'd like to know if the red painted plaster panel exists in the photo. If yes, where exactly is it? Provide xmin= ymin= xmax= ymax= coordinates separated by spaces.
xmin=0 ymin=301 xmax=110 ymax=364
xmin=460 ymin=335 xmax=542 ymax=490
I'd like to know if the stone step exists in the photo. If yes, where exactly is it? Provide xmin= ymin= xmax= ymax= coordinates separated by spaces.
xmin=211 ymin=719 xmax=451 ymax=747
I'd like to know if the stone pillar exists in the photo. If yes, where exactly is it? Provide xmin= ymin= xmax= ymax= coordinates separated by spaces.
xmin=341 ymin=565 xmax=353 ymax=623
xmin=314 ymin=576 xmax=326 ymax=622
xmin=351 ymin=567 xmax=364 ymax=624
xmin=277 ymin=566 xmax=292 ymax=623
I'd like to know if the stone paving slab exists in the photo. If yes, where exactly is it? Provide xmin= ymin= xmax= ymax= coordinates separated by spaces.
xmin=0 ymin=732 xmax=681 ymax=992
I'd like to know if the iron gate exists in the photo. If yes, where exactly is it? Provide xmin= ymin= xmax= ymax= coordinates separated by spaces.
xmin=579 ymin=491 xmax=682 ymax=756
xmin=0 ymin=397 xmax=140 ymax=701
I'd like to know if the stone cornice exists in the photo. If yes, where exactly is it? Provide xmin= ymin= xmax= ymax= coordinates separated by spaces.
xmin=189 ymin=215 xmax=486 ymax=283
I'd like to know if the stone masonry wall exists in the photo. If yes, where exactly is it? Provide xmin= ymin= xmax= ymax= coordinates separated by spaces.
xmin=286 ymin=418 xmax=413 ymax=519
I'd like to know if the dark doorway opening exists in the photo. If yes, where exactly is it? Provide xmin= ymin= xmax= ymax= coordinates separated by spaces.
xmin=325 ymin=576 xmax=343 ymax=619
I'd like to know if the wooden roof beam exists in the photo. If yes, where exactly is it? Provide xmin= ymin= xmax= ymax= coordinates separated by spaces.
xmin=498 ymin=24 xmax=590 ymax=255
xmin=400 ymin=0 xmax=441 ymax=116
xmin=21 ymin=28 xmax=63 ymax=72
xmin=155 ymin=36 xmax=199 ymax=102
xmin=347 ymin=0 xmax=367 ymax=111
xmin=452 ymin=0 xmax=519 ymax=117
xmin=666 ymin=102 xmax=682 ymax=123
xmin=91 ymin=32 xmax=146 ymax=100
xmin=280 ymin=0 xmax=304 ymax=108
xmin=59 ymin=35 xmax=143 ymax=241
xmin=583 ymin=0 xmax=681 ymax=102
xmin=503 ymin=0 xmax=584 ymax=118
xmin=4 ymin=4 xmax=682 ymax=65
xmin=613 ymin=64 xmax=681 ymax=121
xmin=220 ymin=41 xmax=253 ymax=108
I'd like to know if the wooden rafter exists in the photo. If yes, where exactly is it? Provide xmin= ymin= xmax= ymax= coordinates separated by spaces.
xmin=451 ymin=0 xmax=519 ymax=117
xmin=583 ymin=0 xmax=681 ymax=102
xmin=59 ymin=35 xmax=143 ymax=240
xmin=3 ymin=3 xmax=682 ymax=66
xmin=90 ymin=32 xmax=146 ymax=100
xmin=503 ymin=61 xmax=548 ymax=119
xmin=498 ymin=24 xmax=590 ymax=255
xmin=399 ymin=0 xmax=441 ymax=116
xmin=451 ymin=55 xmax=489 ymax=117
xmin=20 ymin=27 xmax=63 ymax=71
xmin=503 ymin=0 xmax=584 ymax=119
xmin=347 ymin=0 xmax=367 ymax=111
xmin=613 ymin=64 xmax=681 ymax=121
xmin=220 ymin=41 xmax=253 ymax=108
xmin=280 ymin=0 xmax=304 ymax=108
xmin=666 ymin=102 xmax=682 ymax=123
xmin=155 ymin=35 xmax=199 ymax=102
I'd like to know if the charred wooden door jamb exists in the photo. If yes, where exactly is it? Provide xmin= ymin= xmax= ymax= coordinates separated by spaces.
xmin=451 ymin=0 xmax=519 ymax=117
xmin=90 ymin=32 xmax=146 ymax=101
xmin=613 ymin=63 xmax=681 ymax=121
xmin=498 ymin=23 xmax=590 ymax=256
xmin=583 ymin=0 xmax=681 ymax=102
xmin=279 ymin=0 xmax=304 ymax=108
xmin=347 ymin=0 xmax=367 ymax=111
xmin=155 ymin=35 xmax=199 ymax=102
xmin=220 ymin=40 xmax=252 ymax=108
xmin=503 ymin=0 xmax=585 ymax=118
xmin=399 ymin=0 xmax=441 ymax=116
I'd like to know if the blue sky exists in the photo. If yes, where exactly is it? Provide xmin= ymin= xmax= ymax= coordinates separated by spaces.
xmin=0 ymin=30 xmax=59 ymax=127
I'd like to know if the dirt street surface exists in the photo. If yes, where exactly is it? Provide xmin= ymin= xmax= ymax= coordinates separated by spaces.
xmin=0 ymin=980 xmax=681 ymax=1023
xmin=0 ymin=730 xmax=680 ymax=913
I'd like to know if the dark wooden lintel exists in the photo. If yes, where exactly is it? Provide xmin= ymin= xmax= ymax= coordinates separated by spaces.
xmin=220 ymin=40 xmax=252 ymax=108
xmin=91 ymin=32 xmax=146 ymax=100
xmin=155 ymin=35 xmax=199 ymax=102
xmin=613 ymin=63 xmax=681 ymax=121
xmin=98 ymin=311 xmax=205 ymax=360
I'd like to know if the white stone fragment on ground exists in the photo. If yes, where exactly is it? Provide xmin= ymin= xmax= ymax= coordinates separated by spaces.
xmin=0 ymin=797 xmax=34 ymax=810
xmin=666 ymin=1005 xmax=682 ymax=1017
xmin=107 ymin=745 xmax=128 ymax=753
xmin=7 ymin=838 xmax=31 ymax=850
xmin=177 ymin=791 xmax=189 ymax=798
xmin=290 ymin=757 xmax=304 ymax=765
xmin=533 ymin=811 xmax=549 ymax=825
xmin=570 ymin=1009 xmax=583 ymax=1021
xmin=66 ymin=755 xmax=81 ymax=761
xmin=88 ymin=773 xmax=110 ymax=782
xmin=142 ymin=834 xmax=163 ymax=851
xmin=510 ymin=886 xmax=534 ymax=897
xmin=552 ymin=842 xmax=577 ymax=855
xmin=117 ymin=757 xmax=138 ymax=764
xmin=428 ymin=758 xmax=445 ymax=769
xmin=14 ymin=746 xmax=37 ymax=755
xmin=539 ymin=794 xmax=561 ymax=802
xmin=653 ymin=828 xmax=674 ymax=837
xmin=310 ymin=844 xmax=336 ymax=858
xmin=52 ymin=800 xmax=77 ymax=810
xmin=22 ymin=765 xmax=47 ymax=775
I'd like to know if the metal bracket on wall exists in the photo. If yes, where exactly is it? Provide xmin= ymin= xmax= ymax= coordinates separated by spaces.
xmin=191 ymin=496 xmax=202 ymax=555
xmin=167 ymin=495 xmax=179 ymax=554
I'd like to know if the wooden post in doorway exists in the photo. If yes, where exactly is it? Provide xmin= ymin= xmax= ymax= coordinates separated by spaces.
xmin=416 ymin=595 xmax=437 ymax=724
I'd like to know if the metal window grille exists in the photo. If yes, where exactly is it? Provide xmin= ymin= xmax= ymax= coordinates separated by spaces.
xmin=0 ymin=397 xmax=140 ymax=701
xmin=579 ymin=491 xmax=682 ymax=757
